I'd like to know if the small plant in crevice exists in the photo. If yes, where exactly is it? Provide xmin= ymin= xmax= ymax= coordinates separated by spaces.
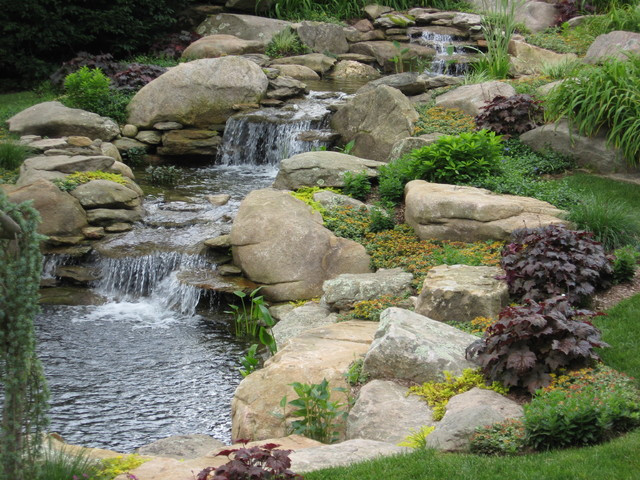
xmin=225 ymin=288 xmax=277 ymax=356
xmin=390 ymin=40 xmax=411 ymax=73
xmin=397 ymin=425 xmax=436 ymax=449
xmin=466 ymin=296 xmax=609 ymax=393
xmin=145 ymin=165 xmax=181 ymax=187
xmin=280 ymin=379 xmax=348 ymax=444
xmin=52 ymin=171 xmax=128 ymax=192
xmin=475 ymin=94 xmax=544 ymax=136
xmin=239 ymin=344 xmax=260 ymax=378
xmin=341 ymin=170 xmax=371 ymax=200
xmin=265 ymin=27 xmax=307 ymax=58
xmin=408 ymin=368 xmax=509 ymax=421
xmin=195 ymin=442 xmax=302 ymax=480
xmin=501 ymin=224 xmax=614 ymax=305
xmin=612 ymin=245 xmax=639 ymax=283
xmin=344 ymin=357 xmax=368 ymax=386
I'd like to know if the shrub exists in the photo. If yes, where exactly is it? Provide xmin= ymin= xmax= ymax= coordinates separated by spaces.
xmin=52 ymin=171 xmax=127 ymax=192
xmin=265 ymin=27 xmax=307 ymax=58
xmin=145 ymin=165 xmax=181 ymax=187
xmin=341 ymin=171 xmax=371 ymax=200
xmin=413 ymin=105 xmax=477 ymax=136
xmin=150 ymin=31 xmax=201 ymax=59
xmin=0 ymin=142 xmax=33 ymax=170
xmin=524 ymin=366 xmax=640 ymax=450
xmin=612 ymin=245 xmax=639 ymax=283
xmin=378 ymin=130 xmax=503 ymax=203
xmin=475 ymin=94 xmax=544 ymax=136
xmin=50 ymin=52 xmax=124 ymax=88
xmin=466 ymin=296 xmax=609 ymax=393
xmin=121 ymin=147 xmax=147 ymax=167
xmin=111 ymin=63 xmax=167 ymax=93
xmin=469 ymin=419 xmax=526 ymax=455
xmin=568 ymin=196 xmax=640 ymax=251
xmin=368 ymin=203 xmax=395 ymax=233
xmin=195 ymin=442 xmax=302 ymax=480
xmin=544 ymin=54 xmax=640 ymax=167
xmin=408 ymin=369 xmax=509 ymax=421
xmin=500 ymin=224 xmax=614 ymax=305
xmin=62 ymin=66 xmax=132 ymax=123
xmin=281 ymin=379 xmax=348 ymax=444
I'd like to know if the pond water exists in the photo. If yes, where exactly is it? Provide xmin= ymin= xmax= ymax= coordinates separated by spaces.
xmin=37 ymin=88 xmax=348 ymax=451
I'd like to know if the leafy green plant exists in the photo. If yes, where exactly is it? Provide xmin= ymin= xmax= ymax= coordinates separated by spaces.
xmin=121 ymin=146 xmax=147 ymax=167
xmin=501 ymin=224 xmax=614 ymax=305
xmin=469 ymin=419 xmax=526 ymax=456
xmin=545 ymin=54 xmax=640 ymax=167
xmin=408 ymin=369 xmax=509 ymax=421
xmin=612 ymin=245 xmax=639 ymax=283
xmin=0 ymin=142 xmax=33 ymax=170
xmin=341 ymin=171 xmax=371 ymax=200
xmin=390 ymin=41 xmax=411 ymax=74
xmin=397 ymin=426 xmax=436 ymax=449
xmin=568 ymin=196 xmax=640 ymax=251
xmin=281 ymin=379 xmax=348 ymax=444
xmin=336 ymin=140 xmax=355 ymax=155
xmin=524 ymin=366 xmax=640 ymax=450
xmin=195 ymin=442 xmax=302 ymax=480
xmin=466 ymin=296 xmax=609 ymax=393
xmin=145 ymin=165 xmax=181 ymax=187
xmin=475 ymin=94 xmax=544 ymax=135
xmin=240 ymin=344 xmax=260 ymax=378
xmin=225 ymin=288 xmax=277 ymax=355
xmin=368 ymin=203 xmax=395 ymax=233
xmin=265 ymin=27 xmax=307 ymax=58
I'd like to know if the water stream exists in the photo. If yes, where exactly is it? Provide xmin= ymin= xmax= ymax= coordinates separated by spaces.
xmin=417 ymin=31 xmax=470 ymax=76
xmin=36 ymin=89 xmax=344 ymax=452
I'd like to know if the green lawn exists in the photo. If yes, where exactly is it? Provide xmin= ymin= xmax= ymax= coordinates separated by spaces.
xmin=0 ymin=90 xmax=58 ymax=138
xmin=305 ymin=294 xmax=640 ymax=480
xmin=563 ymin=173 xmax=640 ymax=211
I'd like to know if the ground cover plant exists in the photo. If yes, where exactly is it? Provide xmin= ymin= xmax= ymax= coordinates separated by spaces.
xmin=413 ymin=105 xmax=476 ymax=136
xmin=52 ymin=171 xmax=128 ymax=192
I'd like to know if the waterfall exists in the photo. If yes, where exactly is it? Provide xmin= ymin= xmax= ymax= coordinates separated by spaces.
xmin=217 ymin=91 xmax=346 ymax=166
xmin=42 ymin=254 xmax=74 ymax=279
xmin=94 ymin=253 xmax=212 ymax=316
xmin=420 ymin=31 xmax=469 ymax=76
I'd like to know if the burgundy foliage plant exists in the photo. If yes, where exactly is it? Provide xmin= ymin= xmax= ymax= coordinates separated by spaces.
xmin=475 ymin=94 xmax=544 ymax=136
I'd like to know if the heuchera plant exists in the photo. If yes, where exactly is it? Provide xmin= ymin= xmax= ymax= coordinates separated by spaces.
xmin=466 ymin=296 xmax=609 ymax=393
xmin=195 ymin=442 xmax=303 ymax=480
xmin=475 ymin=94 xmax=544 ymax=136
xmin=501 ymin=224 xmax=613 ymax=305
xmin=111 ymin=63 xmax=168 ymax=92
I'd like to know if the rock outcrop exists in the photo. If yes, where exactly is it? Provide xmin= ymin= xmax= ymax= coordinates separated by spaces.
xmin=435 ymin=81 xmax=516 ymax=117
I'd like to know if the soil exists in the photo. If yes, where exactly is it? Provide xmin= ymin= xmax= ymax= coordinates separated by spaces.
xmin=592 ymin=270 xmax=640 ymax=311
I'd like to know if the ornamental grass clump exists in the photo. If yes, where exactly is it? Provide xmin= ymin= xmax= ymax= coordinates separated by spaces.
xmin=500 ymin=224 xmax=613 ymax=305
xmin=466 ymin=296 xmax=609 ymax=393
xmin=544 ymin=54 xmax=640 ymax=167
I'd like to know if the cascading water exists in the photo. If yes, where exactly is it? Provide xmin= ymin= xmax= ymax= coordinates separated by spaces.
xmin=37 ymin=89 xmax=345 ymax=452
xmin=419 ymin=31 xmax=470 ymax=76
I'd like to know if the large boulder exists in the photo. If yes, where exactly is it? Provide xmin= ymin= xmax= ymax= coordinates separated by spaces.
xmin=346 ymin=380 xmax=435 ymax=444
xmin=362 ymin=308 xmax=477 ymax=384
xmin=520 ymin=120 xmax=632 ymax=174
xmin=404 ymin=180 xmax=568 ymax=242
xmin=135 ymin=434 xmax=225 ymax=460
xmin=584 ymin=30 xmax=640 ymax=64
xmin=322 ymin=268 xmax=414 ymax=311
xmin=426 ymin=388 xmax=524 ymax=452
xmin=435 ymin=81 xmax=516 ymax=117
xmin=6 ymin=179 xmax=88 ymax=236
xmin=330 ymin=60 xmax=381 ymax=80
xmin=509 ymin=40 xmax=578 ymax=76
xmin=268 ymin=53 xmax=337 ymax=74
xmin=182 ymin=34 xmax=265 ymax=59
xmin=157 ymin=129 xmax=222 ymax=156
xmin=272 ymin=151 xmax=385 ymax=190
xmin=7 ymin=102 xmax=119 ymax=141
xmin=272 ymin=304 xmax=339 ymax=349
xmin=290 ymin=439 xmax=407 ymax=473
xmin=230 ymin=189 xmax=371 ymax=301
xmin=514 ymin=1 xmax=558 ymax=33
xmin=196 ymin=13 xmax=291 ymax=43
xmin=330 ymin=85 xmax=418 ymax=162
xmin=127 ymin=57 xmax=269 ymax=128
xmin=272 ymin=64 xmax=321 ymax=80
xmin=69 ymin=180 xmax=142 ymax=210
xmin=388 ymin=133 xmax=443 ymax=161
xmin=349 ymin=41 xmax=435 ymax=72
xmin=298 ymin=21 xmax=349 ymax=55
xmin=415 ymin=265 xmax=509 ymax=323
xmin=231 ymin=320 xmax=378 ymax=441
xmin=358 ymin=72 xmax=461 ymax=96
xmin=20 ymin=155 xmax=115 ymax=175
